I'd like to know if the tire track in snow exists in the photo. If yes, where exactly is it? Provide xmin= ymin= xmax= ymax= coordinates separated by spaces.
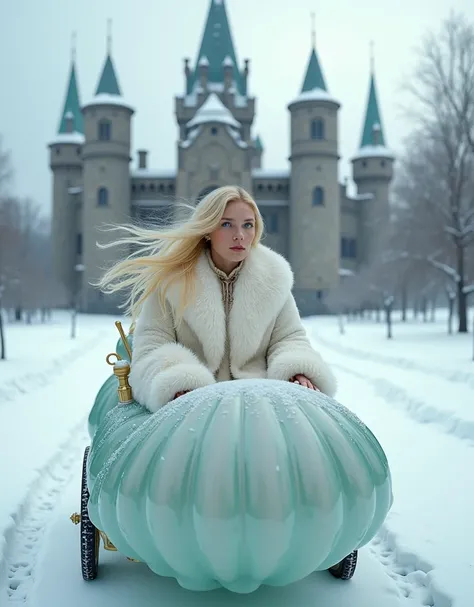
xmin=0 ymin=419 xmax=89 ymax=603
xmin=0 ymin=332 xmax=108 ymax=405
xmin=331 ymin=361 xmax=474 ymax=446
xmin=369 ymin=526 xmax=449 ymax=606
xmin=310 ymin=329 xmax=474 ymax=391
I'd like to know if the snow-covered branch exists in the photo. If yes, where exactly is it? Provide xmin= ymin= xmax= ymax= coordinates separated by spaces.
xmin=425 ymin=256 xmax=461 ymax=282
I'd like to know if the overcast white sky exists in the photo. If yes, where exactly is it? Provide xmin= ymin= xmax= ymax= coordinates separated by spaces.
xmin=0 ymin=0 xmax=472 ymax=214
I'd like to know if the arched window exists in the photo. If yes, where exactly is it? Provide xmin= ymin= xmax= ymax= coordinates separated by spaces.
xmin=98 ymin=119 xmax=111 ymax=141
xmin=311 ymin=118 xmax=325 ymax=140
xmin=97 ymin=187 xmax=109 ymax=206
xmin=312 ymin=186 xmax=325 ymax=206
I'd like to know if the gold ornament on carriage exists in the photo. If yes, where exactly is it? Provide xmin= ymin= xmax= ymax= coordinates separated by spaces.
xmin=106 ymin=321 xmax=134 ymax=405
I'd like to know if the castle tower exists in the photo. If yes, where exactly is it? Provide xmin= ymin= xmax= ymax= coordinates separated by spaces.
xmin=175 ymin=0 xmax=255 ymax=200
xmin=48 ymin=39 xmax=84 ymax=304
xmin=351 ymin=47 xmax=394 ymax=266
xmin=288 ymin=28 xmax=341 ymax=315
xmin=81 ymin=26 xmax=134 ymax=312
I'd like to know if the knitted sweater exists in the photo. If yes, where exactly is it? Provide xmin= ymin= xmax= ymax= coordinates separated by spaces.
xmin=205 ymin=250 xmax=243 ymax=381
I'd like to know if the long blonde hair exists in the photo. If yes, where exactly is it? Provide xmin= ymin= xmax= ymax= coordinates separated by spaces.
xmin=97 ymin=185 xmax=264 ymax=321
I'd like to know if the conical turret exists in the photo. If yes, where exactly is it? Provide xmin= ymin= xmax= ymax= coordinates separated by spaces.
xmin=189 ymin=0 xmax=244 ymax=94
xmin=95 ymin=54 xmax=121 ymax=96
xmin=57 ymin=60 xmax=83 ymax=135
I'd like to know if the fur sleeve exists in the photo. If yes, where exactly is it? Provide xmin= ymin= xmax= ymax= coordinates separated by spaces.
xmin=266 ymin=295 xmax=337 ymax=397
xmin=129 ymin=293 xmax=216 ymax=413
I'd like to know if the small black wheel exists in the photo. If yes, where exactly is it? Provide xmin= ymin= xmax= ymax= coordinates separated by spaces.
xmin=80 ymin=446 xmax=100 ymax=580
xmin=328 ymin=550 xmax=358 ymax=580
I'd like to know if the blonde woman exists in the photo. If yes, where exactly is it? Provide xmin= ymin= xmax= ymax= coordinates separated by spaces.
xmin=99 ymin=186 xmax=336 ymax=413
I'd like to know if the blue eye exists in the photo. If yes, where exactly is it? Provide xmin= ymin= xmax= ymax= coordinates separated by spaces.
xmin=244 ymin=222 xmax=254 ymax=229
xmin=221 ymin=221 xmax=231 ymax=228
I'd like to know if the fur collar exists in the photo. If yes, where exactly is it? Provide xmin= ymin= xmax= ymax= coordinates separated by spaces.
xmin=165 ymin=244 xmax=294 ymax=372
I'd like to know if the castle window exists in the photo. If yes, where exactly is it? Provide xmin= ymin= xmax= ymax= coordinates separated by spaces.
xmin=140 ymin=184 xmax=146 ymax=192
xmin=168 ymin=184 xmax=174 ymax=193
xmin=76 ymin=233 xmax=82 ymax=255
xmin=262 ymin=212 xmax=279 ymax=234
xmin=97 ymin=187 xmax=109 ymax=206
xmin=159 ymin=184 xmax=164 ymax=192
xmin=98 ymin=119 xmax=111 ymax=141
xmin=269 ymin=212 xmax=279 ymax=234
xmin=267 ymin=184 xmax=273 ymax=192
xmin=131 ymin=184 xmax=136 ymax=193
xmin=312 ymin=186 xmax=325 ymax=206
xmin=211 ymin=127 xmax=218 ymax=136
xmin=311 ymin=118 xmax=325 ymax=140
xmin=362 ymin=160 xmax=368 ymax=168
xmin=257 ymin=184 xmax=263 ymax=192
xmin=341 ymin=237 xmax=357 ymax=259
xmin=149 ymin=183 xmax=155 ymax=192
xmin=381 ymin=160 xmax=386 ymax=168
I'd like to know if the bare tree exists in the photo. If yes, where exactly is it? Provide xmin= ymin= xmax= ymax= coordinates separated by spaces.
xmin=0 ymin=137 xmax=13 ymax=359
xmin=393 ymin=128 xmax=474 ymax=332
xmin=399 ymin=12 xmax=474 ymax=333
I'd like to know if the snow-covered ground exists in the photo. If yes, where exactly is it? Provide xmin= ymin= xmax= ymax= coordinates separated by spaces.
xmin=0 ymin=309 xmax=473 ymax=606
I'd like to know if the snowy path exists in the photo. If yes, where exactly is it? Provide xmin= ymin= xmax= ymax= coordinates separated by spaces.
xmin=311 ymin=324 xmax=474 ymax=607
xmin=0 ymin=313 xmax=472 ymax=606
xmin=2 ymin=421 xmax=89 ymax=602
xmin=0 ymin=315 xmax=118 ymax=604
xmin=308 ymin=324 xmax=474 ymax=441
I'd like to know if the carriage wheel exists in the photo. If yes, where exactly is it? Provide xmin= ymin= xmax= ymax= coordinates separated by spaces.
xmin=80 ymin=446 xmax=100 ymax=580
xmin=328 ymin=550 xmax=358 ymax=580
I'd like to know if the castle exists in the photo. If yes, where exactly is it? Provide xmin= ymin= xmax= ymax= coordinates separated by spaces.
xmin=49 ymin=0 xmax=394 ymax=316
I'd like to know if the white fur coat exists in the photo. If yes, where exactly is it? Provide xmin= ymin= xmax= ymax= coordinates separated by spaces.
xmin=129 ymin=244 xmax=337 ymax=412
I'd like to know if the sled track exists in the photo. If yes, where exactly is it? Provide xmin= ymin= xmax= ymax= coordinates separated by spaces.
xmin=311 ymin=330 xmax=474 ymax=391
xmin=333 ymin=362 xmax=474 ymax=446
xmin=369 ymin=525 xmax=451 ymax=606
xmin=0 ymin=419 xmax=88 ymax=603
xmin=0 ymin=332 xmax=108 ymax=405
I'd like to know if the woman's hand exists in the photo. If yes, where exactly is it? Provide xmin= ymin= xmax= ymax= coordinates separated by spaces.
xmin=289 ymin=374 xmax=320 ymax=391
xmin=174 ymin=390 xmax=191 ymax=400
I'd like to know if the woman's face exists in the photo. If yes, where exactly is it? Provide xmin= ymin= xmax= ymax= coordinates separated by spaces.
xmin=209 ymin=200 xmax=256 ymax=273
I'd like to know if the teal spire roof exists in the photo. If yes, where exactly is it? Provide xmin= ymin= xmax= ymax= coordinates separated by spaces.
xmin=255 ymin=135 xmax=264 ymax=151
xmin=58 ymin=61 xmax=83 ymax=134
xmin=301 ymin=47 xmax=327 ymax=93
xmin=190 ymin=0 xmax=244 ymax=94
xmin=95 ymin=54 xmax=121 ymax=96
xmin=360 ymin=73 xmax=386 ymax=147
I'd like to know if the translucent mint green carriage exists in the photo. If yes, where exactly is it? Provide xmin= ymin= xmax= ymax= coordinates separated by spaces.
xmin=71 ymin=323 xmax=393 ymax=594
